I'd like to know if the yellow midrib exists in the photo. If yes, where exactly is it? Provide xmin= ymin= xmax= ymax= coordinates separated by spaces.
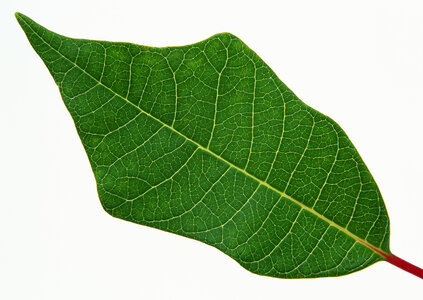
xmin=20 ymin=14 xmax=389 ymax=259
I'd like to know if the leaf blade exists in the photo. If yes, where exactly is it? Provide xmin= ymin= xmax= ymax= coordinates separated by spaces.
xmin=16 ymin=12 xmax=390 ymax=278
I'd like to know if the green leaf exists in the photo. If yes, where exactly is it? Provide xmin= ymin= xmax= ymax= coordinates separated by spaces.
xmin=16 ymin=12 xmax=392 ymax=278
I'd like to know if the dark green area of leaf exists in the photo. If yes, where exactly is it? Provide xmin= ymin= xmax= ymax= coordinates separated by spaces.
xmin=16 ymin=13 xmax=390 ymax=278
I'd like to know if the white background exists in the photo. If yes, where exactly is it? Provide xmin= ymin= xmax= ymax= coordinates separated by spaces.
xmin=2 ymin=0 xmax=423 ymax=299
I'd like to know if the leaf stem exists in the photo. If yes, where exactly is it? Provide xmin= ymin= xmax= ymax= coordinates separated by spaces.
xmin=385 ymin=254 xmax=423 ymax=279
xmin=361 ymin=241 xmax=423 ymax=279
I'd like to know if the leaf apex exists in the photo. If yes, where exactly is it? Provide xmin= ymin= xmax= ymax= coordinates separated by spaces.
xmin=15 ymin=12 xmax=30 ymax=27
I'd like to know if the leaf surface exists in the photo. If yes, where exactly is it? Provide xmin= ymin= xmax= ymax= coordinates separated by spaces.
xmin=16 ymin=13 xmax=391 ymax=278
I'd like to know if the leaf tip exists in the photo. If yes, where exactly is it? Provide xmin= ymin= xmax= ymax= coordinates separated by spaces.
xmin=15 ymin=12 xmax=25 ymax=23
xmin=14 ymin=12 xmax=32 ymax=30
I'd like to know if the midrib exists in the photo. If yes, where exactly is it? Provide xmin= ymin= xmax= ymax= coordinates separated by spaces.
xmin=22 ymin=15 xmax=389 ymax=259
